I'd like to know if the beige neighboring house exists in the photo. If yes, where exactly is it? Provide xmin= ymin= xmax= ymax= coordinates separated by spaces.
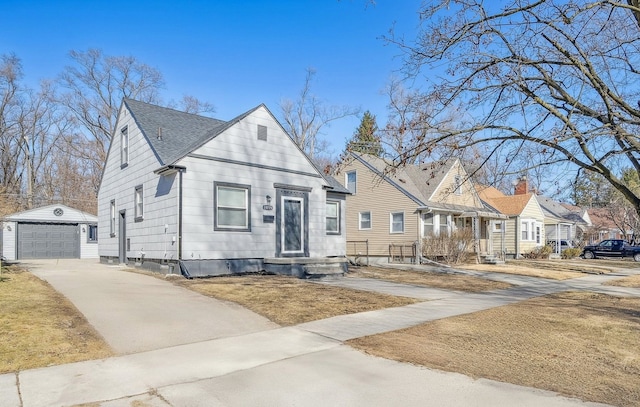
xmin=477 ymin=185 xmax=546 ymax=258
xmin=334 ymin=153 xmax=506 ymax=264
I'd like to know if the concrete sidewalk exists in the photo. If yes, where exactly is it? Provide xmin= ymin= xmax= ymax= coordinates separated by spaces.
xmin=4 ymin=328 xmax=608 ymax=407
xmin=5 ymin=259 xmax=631 ymax=406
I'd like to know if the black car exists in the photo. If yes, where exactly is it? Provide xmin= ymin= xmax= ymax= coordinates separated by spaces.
xmin=581 ymin=239 xmax=640 ymax=261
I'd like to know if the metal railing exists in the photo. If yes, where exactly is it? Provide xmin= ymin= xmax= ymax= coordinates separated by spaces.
xmin=346 ymin=240 xmax=369 ymax=265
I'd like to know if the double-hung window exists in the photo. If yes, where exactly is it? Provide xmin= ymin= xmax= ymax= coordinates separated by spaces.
xmin=454 ymin=175 xmax=462 ymax=195
xmin=110 ymin=200 xmax=116 ymax=237
xmin=359 ymin=211 xmax=371 ymax=230
xmin=326 ymin=201 xmax=340 ymax=234
xmin=423 ymin=213 xmax=434 ymax=236
xmin=346 ymin=171 xmax=357 ymax=194
xmin=439 ymin=214 xmax=449 ymax=236
xmin=134 ymin=185 xmax=144 ymax=221
xmin=215 ymin=182 xmax=251 ymax=231
xmin=120 ymin=126 xmax=129 ymax=167
xmin=390 ymin=212 xmax=404 ymax=233
xmin=88 ymin=224 xmax=98 ymax=243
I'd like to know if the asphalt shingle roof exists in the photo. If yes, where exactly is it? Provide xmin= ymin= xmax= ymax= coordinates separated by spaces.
xmin=124 ymin=98 xmax=227 ymax=165
xmin=349 ymin=153 xmax=496 ymax=213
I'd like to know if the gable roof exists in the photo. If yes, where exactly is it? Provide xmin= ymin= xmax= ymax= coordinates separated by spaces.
xmin=536 ymin=195 xmax=589 ymax=226
xmin=3 ymin=204 xmax=97 ymax=222
xmin=124 ymin=98 xmax=227 ymax=166
xmin=120 ymin=99 xmax=346 ymax=194
xmin=482 ymin=193 xmax=536 ymax=216
xmin=347 ymin=152 xmax=493 ymax=213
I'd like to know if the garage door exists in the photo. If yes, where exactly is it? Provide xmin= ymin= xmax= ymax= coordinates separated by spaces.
xmin=17 ymin=223 xmax=80 ymax=259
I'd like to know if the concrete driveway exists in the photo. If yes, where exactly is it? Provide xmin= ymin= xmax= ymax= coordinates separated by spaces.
xmin=24 ymin=259 xmax=278 ymax=354
xmin=5 ymin=259 xmax=618 ymax=406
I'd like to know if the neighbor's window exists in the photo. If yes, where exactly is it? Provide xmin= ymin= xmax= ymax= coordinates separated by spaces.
xmin=390 ymin=212 xmax=404 ymax=233
xmin=454 ymin=175 xmax=462 ymax=195
xmin=87 ymin=224 xmax=98 ymax=243
xmin=359 ymin=211 xmax=371 ymax=230
xmin=520 ymin=220 xmax=542 ymax=241
xmin=439 ymin=214 xmax=449 ymax=236
xmin=120 ymin=126 xmax=129 ymax=167
xmin=346 ymin=171 xmax=357 ymax=194
xmin=215 ymin=182 xmax=251 ymax=231
xmin=423 ymin=213 xmax=434 ymax=236
xmin=110 ymin=199 xmax=116 ymax=237
xmin=134 ymin=185 xmax=144 ymax=221
xmin=326 ymin=201 xmax=340 ymax=234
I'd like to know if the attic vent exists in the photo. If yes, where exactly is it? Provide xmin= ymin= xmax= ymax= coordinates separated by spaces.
xmin=257 ymin=125 xmax=267 ymax=141
xmin=157 ymin=127 xmax=163 ymax=140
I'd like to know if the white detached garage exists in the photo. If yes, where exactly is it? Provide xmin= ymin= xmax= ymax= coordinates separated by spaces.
xmin=1 ymin=204 xmax=98 ymax=260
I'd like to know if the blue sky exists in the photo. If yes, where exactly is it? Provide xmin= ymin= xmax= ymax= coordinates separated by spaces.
xmin=2 ymin=0 xmax=420 ymax=157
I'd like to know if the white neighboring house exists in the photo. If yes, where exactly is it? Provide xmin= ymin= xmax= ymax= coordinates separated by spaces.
xmin=97 ymin=99 xmax=349 ymax=278
xmin=1 ymin=204 xmax=98 ymax=260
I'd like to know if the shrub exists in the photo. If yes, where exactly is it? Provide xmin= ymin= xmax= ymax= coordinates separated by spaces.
xmin=422 ymin=228 xmax=475 ymax=265
xmin=523 ymin=245 xmax=553 ymax=259
xmin=561 ymin=248 xmax=582 ymax=259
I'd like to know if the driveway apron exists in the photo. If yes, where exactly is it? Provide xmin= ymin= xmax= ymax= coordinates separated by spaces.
xmin=23 ymin=259 xmax=278 ymax=354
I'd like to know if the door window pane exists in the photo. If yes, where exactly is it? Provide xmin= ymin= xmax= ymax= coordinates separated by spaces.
xmin=284 ymin=199 xmax=302 ymax=251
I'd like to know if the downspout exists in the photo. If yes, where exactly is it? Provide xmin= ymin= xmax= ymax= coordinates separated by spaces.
xmin=178 ymin=168 xmax=184 ymax=260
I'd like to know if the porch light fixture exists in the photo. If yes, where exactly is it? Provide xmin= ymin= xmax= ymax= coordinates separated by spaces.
xmin=266 ymin=195 xmax=272 ymax=204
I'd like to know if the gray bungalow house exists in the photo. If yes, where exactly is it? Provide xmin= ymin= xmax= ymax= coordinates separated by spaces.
xmin=98 ymin=99 xmax=349 ymax=278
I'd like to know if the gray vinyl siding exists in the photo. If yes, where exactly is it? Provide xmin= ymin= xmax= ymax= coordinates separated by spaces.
xmin=98 ymin=104 xmax=344 ymax=263
xmin=98 ymin=105 xmax=179 ymax=262
xmin=179 ymin=107 xmax=341 ymax=259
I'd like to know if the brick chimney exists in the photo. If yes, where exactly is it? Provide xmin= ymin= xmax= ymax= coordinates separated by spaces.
xmin=514 ymin=176 xmax=529 ymax=195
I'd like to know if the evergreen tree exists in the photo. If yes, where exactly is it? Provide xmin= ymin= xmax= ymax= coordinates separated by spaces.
xmin=346 ymin=110 xmax=383 ymax=157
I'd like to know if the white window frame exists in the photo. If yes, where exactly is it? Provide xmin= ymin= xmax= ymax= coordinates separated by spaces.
xmin=439 ymin=213 xmax=450 ymax=236
xmin=87 ymin=224 xmax=98 ymax=243
xmin=346 ymin=171 xmax=357 ymax=194
xmin=390 ymin=212 xmax=404 ymax=234
xmin=134 ymin=185 xmax=144 ymax=221
xmin=521 ymin=219 xmax=539 ymax=241
xmin=454 ymin=175 xmax=462 ymax=195
xmin=493 ymin=221 xmax=503 ymax=233
xmin=326 ymin=200 xmax=340 ymax=235
xmin=422 ymin=213 xmax=434 ymax=237
xmin=215 ymin=182 xmax=251 ymax=231
xmin=110 ymin=199 xmax=116 ymax=237
xmin=359 ymin=211 xmax=371 ymax=230
xmin=120 ymin=126 xmax=129 ymax=167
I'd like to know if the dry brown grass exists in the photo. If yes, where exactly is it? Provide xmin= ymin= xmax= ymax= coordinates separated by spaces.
xmin=175 ymin=274 xmax=419 ymax=325
xmin=460 ymin=258 xmax=640 ymax=280
xmin=347 ymin=266 xmax=511 ymax=292
xmin=605 ymin=274 xmax=640 ymax=288
xmin=0 ymin=267 xmax=113 ymax=374
xmin=349 ymin=291 xmax=640 ymax=407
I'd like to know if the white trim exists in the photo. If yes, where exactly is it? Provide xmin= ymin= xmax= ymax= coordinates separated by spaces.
xmin=390 ymin=211 xmax=404 ymax=234
xmin=359 ymin=211 xmax=372 ymax=230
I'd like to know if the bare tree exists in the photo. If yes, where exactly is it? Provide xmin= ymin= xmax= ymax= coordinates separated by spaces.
xmin=385 ymin=1 xmax=640 ymax=216
xmin=281 ymin=68 xmax=360 ymax=160
xmin=58 ymin=49 xmax=165 ymax=190
xmin=168 ymin=95 xmax=216 ymax=116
